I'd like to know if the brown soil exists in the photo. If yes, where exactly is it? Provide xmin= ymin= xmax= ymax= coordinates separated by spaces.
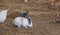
xmin=0 ymin=0 xmax=60 ymax=35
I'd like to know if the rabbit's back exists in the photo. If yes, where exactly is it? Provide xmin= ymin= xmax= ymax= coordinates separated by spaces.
xmin=13 ymin=17 xmax=23 ymax=26
xmin=0 ymin=10 xmax=7 ymax=23
xmin=22 ymin=18 xmax=29 ymax=27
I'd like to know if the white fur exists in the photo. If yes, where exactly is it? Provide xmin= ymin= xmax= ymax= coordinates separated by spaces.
xmin=12 ymin=17 xmax=33 ymax=28
xmin=0 ymin=9 xmax=8 ymax=23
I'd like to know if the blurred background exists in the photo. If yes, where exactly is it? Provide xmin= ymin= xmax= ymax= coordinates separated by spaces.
xmin=0 ymin=0 xmax=60 ymax=35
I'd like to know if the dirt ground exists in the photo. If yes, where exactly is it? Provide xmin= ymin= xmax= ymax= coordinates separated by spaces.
xmin=0 ymin=0 xmax=60 ymax=35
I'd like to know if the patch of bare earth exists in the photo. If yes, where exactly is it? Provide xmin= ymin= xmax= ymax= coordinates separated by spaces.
xmin=0 ymin=0 xmax=60 ymax=35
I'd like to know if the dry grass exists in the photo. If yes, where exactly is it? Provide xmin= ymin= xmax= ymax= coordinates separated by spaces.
xmin=0 ymin=0 xmax=60 ymax=35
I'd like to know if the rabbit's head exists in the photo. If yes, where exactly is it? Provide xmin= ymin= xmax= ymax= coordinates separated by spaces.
xmin=28 ymin=22 xmax=33 ymax=28
xmin=27 ymin=18 xmax=33 ymax=28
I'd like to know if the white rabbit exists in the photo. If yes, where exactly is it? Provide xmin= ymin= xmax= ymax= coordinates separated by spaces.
xmin=0 ymin=9 xmax=8 ymax=23
xmin=12 ymin=17 xmax=33 ymax=28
